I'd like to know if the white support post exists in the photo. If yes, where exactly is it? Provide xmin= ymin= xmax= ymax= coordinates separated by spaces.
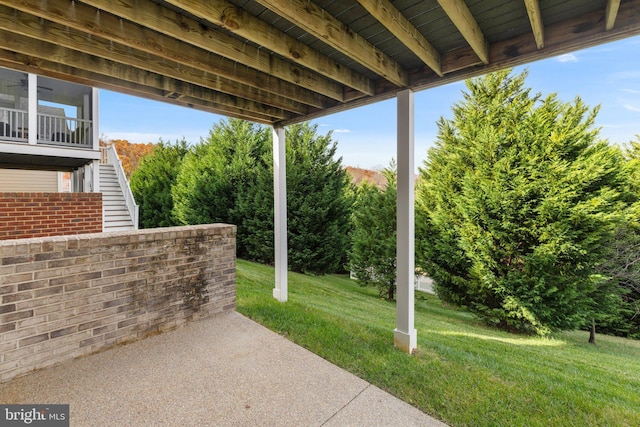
xmin=28 ymin=73 xmax=37 ymax=145
xmin=272 ymin=126 xmax=288 ymax=302
xmin=92 ymin=88 xmax=100 ymax=151
xmin=395 ymin=89 xmax=417 ymax=354
xmin=92 ymin=159 xmax=100 ymax=193
xmin=83 ymin=163 xmax=91 ymax=192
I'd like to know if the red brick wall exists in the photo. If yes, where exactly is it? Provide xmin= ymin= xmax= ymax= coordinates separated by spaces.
xmin=0 ymin=192 xmax=102 ymax=240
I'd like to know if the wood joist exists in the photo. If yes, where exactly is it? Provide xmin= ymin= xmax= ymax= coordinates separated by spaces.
xmin=0 ymin=0 xmax=639 ymax=126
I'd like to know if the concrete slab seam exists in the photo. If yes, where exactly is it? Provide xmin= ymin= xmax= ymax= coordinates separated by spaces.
xmin=320 ymin=383 xmax=372 ymax=426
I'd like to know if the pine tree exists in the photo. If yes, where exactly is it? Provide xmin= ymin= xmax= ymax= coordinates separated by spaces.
xmin=594 ymin=137 xmax=640 ymax=339
xmin=349 ymin=164 xmax=397 ymax=300
xmin=171 ymin=120 xmax=351 ymax=273
xmin=130 ymin=139 xmax=189 ymax=229
xmin=284 ymin=123 xmax=352 ymax=274
xmin=416 ymin=70 xmax=628 ymax=334
xmin=171 ymin=119 xmax=270 ymax=258
xmin=233 ymin=147 xmax=275 ymax=264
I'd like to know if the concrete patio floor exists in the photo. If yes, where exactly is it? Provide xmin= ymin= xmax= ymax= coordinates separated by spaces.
xmin=0 ymin=311 xmax=446 ymax=426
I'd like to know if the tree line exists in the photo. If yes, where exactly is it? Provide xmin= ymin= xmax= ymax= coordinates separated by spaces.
xmin=131 ymin=121 xmax=351 ymax=275
xmin=130 ymin=70 xmax=640 ymax=340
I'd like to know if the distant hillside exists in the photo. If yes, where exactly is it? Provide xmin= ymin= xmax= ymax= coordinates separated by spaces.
xmin=101 ymin=139 xmax=155 ymax=178
xmin=345 ymin=166 xmax=387 ymax=189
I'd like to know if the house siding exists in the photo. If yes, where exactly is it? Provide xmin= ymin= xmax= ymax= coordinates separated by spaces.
xmin=0 ymin=169 xmax=58 ymax=192
xmin=0 ymin=192 xmax=102 ymax=239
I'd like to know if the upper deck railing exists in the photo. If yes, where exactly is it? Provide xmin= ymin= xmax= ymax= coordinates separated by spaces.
xmin=0 ymin=107 xmax=93 ymax=148
xmin=0 ymin=107 xmax=28 ymax=142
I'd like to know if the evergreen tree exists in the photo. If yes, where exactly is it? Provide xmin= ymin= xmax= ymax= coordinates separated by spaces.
xmin=285 ymin=123 xmax=352 ymax=274
xmin=595 ymin=137 xmax=640 ymax=339
xmin=171 ymin=120 xmax=351 ymax=273
xmin=130 ymin=139 xmax=189 ymax=229
xmin=349 ymin=164 xmax=397 ymax=300
xmin=233 ymin=146 xmax=275 ymax=264
xmin=416 ymin=70 xmax=628 ymax=335
xmin=171 ymin=119 xmax=270 ymax=258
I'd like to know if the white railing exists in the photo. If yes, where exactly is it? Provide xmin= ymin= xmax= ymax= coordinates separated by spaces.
xmin=0 ymin=106 xmax=93 ymax=148
xmin=38 ymin=113 xmax=92 ymax=147
xmin=0 ymin=107 xmax=28 ymax=142
xmin=104 ymin=144 xmax=139 ymax=229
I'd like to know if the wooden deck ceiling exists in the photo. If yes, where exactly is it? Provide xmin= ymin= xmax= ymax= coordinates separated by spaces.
xmin=1 ymin=0 xmax=639 ymax=125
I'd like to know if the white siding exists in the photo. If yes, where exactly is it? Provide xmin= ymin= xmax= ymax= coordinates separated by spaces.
xmin=0 ymin=168 xmax=58 ymax=192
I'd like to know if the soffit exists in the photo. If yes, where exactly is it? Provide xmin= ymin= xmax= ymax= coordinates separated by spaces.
xmin=0 ymin=0 xmax=637 ymax=125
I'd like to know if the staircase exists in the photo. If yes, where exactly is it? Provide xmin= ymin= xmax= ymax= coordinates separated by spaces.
xmin=99 ymin=163 xmax=136 ymax=231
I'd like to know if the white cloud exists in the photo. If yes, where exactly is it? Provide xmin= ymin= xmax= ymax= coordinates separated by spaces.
xmin=557 ymin=53 xmax=578 ymax=63
xmin=623 ymin=104 xmax=640 ymax=112
xmin=621 ymin=88 xmax=640 ymax=94
xmin=333 ymin=129 xmax=351 ymax=133
xmin=609 ymin=71 xmax=640 ymax=81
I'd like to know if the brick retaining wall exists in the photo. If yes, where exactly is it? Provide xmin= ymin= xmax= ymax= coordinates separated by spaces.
xmin=0 ymin=224 xmax=236 ymax=382
xmin=0 ymin=192 xmax=103 ymax=240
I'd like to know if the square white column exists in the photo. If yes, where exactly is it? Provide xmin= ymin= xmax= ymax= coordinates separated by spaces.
xmin=92 ymin=88 xmax=100 ymax=151
xmin=395 ymin=89 xmax=417 ymax=353
xmin=28 ymin=73 xmax=37 ymax=145
xmin=92 ymin=159 xmax=100 ymax=193
xmin=272 ymin=126 xmax=288 ymax=302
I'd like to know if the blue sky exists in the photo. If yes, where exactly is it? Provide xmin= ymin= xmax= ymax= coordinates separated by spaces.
xmin=100 ymin=35 xmax=640 ymax=171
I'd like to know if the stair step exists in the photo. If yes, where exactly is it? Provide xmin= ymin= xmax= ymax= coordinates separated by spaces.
xmin=104 ymin=221 xmax=134 ymax=228
xmin=103 ymin=225 xmax=134 ymax=231
xmin=100 ymin=161 xmax=136 ymax=231
xmin=104 ymin=211 xmax=128 ymax=217
xmin=107 ymin=216 xmax=133 ymax=222
xmin=103 ymin=207 xmax=129 ymax=213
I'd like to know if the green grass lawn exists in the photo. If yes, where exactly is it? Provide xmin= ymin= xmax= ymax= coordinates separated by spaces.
xmin=235 ymin=259 xmax=640 ymax=427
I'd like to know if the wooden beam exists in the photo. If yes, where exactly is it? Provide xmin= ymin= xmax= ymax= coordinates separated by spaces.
xmin=279 ymin=0 xmax=640 ymax=126
xmin=0 ymin=30 xmax=291 ymax=124
xmin=255 ymin=0 xmax=409 ymax=87
xmin=524 ymin=0 xmax=544 ymax=49
xmin=606 ymin=0 xmax=621 ymax=31
xmin=0 ymin=5 xmax=311 ymax=116
xmin=3 ymin=0 xmax=329 ymax=110
xmin=0 ymin=51 xmax=280 ymax=124
xmin=437 ymin=0 xmax=490 ymax=64
xmin=355 ymin=0 xmax=442 ymax=76
xmin=78 ymin=0 xmax=345 ymax=102
xmin=166 ymin=0 xmax=374 ymax=96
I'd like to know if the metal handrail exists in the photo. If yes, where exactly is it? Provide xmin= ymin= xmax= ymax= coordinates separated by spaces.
xmin=105 ymin=144 xmax=139 ymax=229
